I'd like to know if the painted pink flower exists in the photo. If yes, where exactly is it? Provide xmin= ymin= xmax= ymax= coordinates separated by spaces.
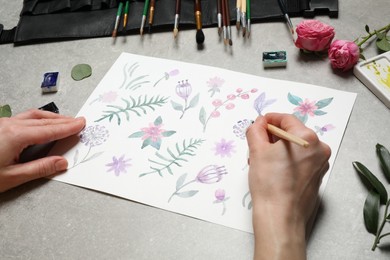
xmin=141 ymin=123 xmax=165 ymax=142
xmin=106 ymin=154 xmax=132 ymax=176
xmin=225 ymin=103 xmax=235 ymax=110
xmin=214 ymin=138 xmax=236 ymax=157
xmin=295 ymin=20 xmax=335 ymax=52
xmin=328 ymin=40 xmax=360 ymax=71
xmin=236 ymin=88 xmax=243 ymax=93
xmin=294 ymin=99 xmax=318 ymax=117
xmin=211 ymin=111 xmax=221 ymax=118
xmin=212 ymin=99 xmax=223 ymax=107
xmin=241 ymin=94 xmax=250 ymax=99
xmin=207 ymin=76 xmax=225 ymax=97
xmin=227 ymin=94 xmax=236 ymax=100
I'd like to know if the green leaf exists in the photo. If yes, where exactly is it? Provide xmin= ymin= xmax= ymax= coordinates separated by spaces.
xmin=71 ymin=64 xmax=92 ymax=81
xmin=141 ymin=138 xmax=152 ymax=149
xmin=287 ymin=93 xmax=302 ymax=106
xmin=375 ymin=31 xmax=385 ymax=40
xmin=376 ymin=37 xmax=390 ymax=52
xmin=199 ymin=107 xmax=206 ymax=126
xmin=189 ymin=93 xmax=200 ymax=108
xmin=162 ymin=131 xmax=176 ymax=137
xmin=0 ymin=104 xmax=12 ymax=117
xmin=175 ymin=190 xmax=199 ymax=198
xmin=365 ymin=25 xmax=370 ymax=33
xmin=376 ymin=143 xmax=390 ymax=181
xmin=128 ymin=131 xmax=144 ymax=138
xmin=171 ymin=100 xmax=183 ymax=111
xmin=154 ymin=116 xmax=162 ymax=126
xmin=313 ymin=110 xmax=327 ymax=116
xmin=176 ymin=173 xmax=187 ymax=190
xmin=363 ymin=190 xmax=380 ymax=234
xmin=315 ymin=97 xmax=333 ymax=109
xmin=353 ymin=161 xmax=388 ymax=204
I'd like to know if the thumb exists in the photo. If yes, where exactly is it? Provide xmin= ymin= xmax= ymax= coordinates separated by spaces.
xmin=0 ymin=156 xmax=68 ymax=192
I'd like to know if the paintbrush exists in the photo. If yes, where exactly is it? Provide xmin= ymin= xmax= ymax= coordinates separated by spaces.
xmin=173 ymin=0 xmax=181 ymax=37
xmin=140 ymin=0 xmax=150 ymax=35
xmin=267 ymin=124 xmax=309 ymax=148
xmin=112 ymin=1 xmax=124 ymax=37
xmin=148 ymin=0 xmax=156 ymax=33
xmin=123 ymin=0 xmax=129 ymax=29
xmin=224 ymin=0 xmax=232 ymax=46
xmin=217 ymin=0 xmax=222 ymax=36
xmin=277 ymin=0 xmax=295 ymax=42
xmin=194 ymin=0 xmax=205 ymax=44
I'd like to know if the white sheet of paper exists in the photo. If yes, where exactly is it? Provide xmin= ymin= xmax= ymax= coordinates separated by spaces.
xmin=50 ymin=52 xmax=357 ymax=233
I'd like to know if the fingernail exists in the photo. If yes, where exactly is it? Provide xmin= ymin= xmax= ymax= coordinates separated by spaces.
xmin=55 ymin=160 xmax=68 ymax=172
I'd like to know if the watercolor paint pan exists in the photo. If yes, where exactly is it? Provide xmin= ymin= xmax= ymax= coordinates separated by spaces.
xmin=354 ymin=51 xmax=390 ymax=109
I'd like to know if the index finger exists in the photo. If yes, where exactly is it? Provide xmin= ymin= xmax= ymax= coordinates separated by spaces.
xmin=246 ymin=116 xmax=271 ymax=151
xmin=14 ymin=109 xmax=72 ymax=120
xmin=19 ymin=117 xmax=86 ymax=145
xmin=264 ymin=113 xmax=306 ymax=135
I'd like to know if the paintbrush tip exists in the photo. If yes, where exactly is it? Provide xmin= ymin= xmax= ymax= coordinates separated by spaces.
xmin=196 ymin=30 xmax=205 ymax=44
xmin=112 ymin=30 xmax=117 ymax=38
xmin=173 ymin=28 xmax=178 ymax=38
xmin=229 ymin=39 xmax=233 ymax=46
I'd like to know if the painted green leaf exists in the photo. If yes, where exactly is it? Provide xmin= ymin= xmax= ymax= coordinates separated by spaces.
xmin=176 ymin=190 xmax=199 ymax=198
xmin=150 ymin=140 xmax=161 ymax=150
xmin=363 ymin=189 xmax=380 ymax=234
xmin=353 ymin=161 xmax=388 ymax=204
xmin=154 ymin=116 xmax=162 ymax=126
xmin=71 ymin=64 xmax=92 ymax=81
xmin=129 ymin=131 xmax=144 ymax=138
xmin=176 ymin=173 xmax=187 ymax=190
xmin=287 ymin=93 xmax=302 ymax=106
xmin=0 ymin=104 xmax=12 ymax=117
xmin=376 ymin=143 xmax=390 ymax=181
xmin=314 ymin=110 xmax=327 ymax=116
xmin=376 ymin=37 xmax=390 ymax=52
xmin=171 ymin=100 xmax=183 ymax=111
xmin=315 ymin=97 xmax=333 ymax=109
xmin=199 ymin=107 xmax=206 ymax=125
xmin=83 ymin=151 xmax=104 ymax=163
xmin=141 ymin=138 xmax=152 ymax=149
xmin=189 ymin=93 xmax=200 ymax=108
xmin=162 ymin=131 xmax=176 ymax=137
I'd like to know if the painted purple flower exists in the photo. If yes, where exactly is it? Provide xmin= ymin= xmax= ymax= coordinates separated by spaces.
xmin=254 ymin=92 xmax=277 ymax=115
xmin=196 ymin=165 xmax=227 ymax=184
xmin=215 ymin=188 xmax=226 ymax=201
xmin=213 ymin=138 xmax=236 ymax=157
xmin=176 ymin=80 xmax=192 ymax=100
xmin=315 ymin=124 xmax=335 ymax=135
xmin=80 ymin=125 xmax=109 ymax=147
xmin=233 ymin=119 xmax=253 ymax=139
xmin=213 ymin=188 xmax=230 ymax=215
xmin=207 ymin=76 xmax=225 ymax=97
xmin=154 ymin=69 xmax=180 ymax=87
xmin=106 ymin=154 xmax=132 ymax=176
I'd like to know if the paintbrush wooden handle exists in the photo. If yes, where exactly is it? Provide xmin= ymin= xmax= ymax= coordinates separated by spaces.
xmin=267 ymin=124 xmax=309 ymax=148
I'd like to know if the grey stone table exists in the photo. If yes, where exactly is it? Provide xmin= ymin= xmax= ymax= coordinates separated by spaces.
xmin=1 ymin=1 xmax=389 ymax=259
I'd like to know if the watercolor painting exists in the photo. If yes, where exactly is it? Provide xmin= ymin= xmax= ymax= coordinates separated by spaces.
xmin=49 ymin=53 xmax=357 ymax=234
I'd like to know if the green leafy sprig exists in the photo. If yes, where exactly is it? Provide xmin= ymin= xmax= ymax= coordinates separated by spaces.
xmin=139 ymin=138 xmax=205 ymax=178
xmin=353 ymin=143 xmax=390 ymax=251
xmin=95 ymin=95 xmax=168 ymax=125
xmin=356 ymin=24 xmax=390 ymax=59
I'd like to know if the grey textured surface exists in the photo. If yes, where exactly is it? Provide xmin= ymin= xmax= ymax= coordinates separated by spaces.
xmin=1 ymin=1 xmax=390 ymax=259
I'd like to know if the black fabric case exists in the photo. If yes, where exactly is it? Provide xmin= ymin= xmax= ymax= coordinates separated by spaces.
xmin=2 ymin=0 xmax=338 ymax=45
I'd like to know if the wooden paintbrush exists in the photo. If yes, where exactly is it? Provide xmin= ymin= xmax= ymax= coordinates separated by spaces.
xmin=194 ymin=0 xmax=205 ymax=44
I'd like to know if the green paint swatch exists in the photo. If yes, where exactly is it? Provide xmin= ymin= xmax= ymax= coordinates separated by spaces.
xmin=71 ymin=64 xmax=92 ymax=81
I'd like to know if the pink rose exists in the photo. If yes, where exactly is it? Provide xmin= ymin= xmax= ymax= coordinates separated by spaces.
xmin=328 ymin=40 xmax=360 ymax=71
xmin=295 ymin=20 xmax=335 ymax=52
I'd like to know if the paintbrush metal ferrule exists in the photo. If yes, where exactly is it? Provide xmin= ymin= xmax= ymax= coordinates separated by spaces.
xmin=223 ymin=26 xmax=227 ymax=45
xmin=218 ymin=13 xmax=222 ymax=34
xmin=149 ymin=7 xmax=155 ymax=26
xmin=227 ymin=26 xmax=232 ymax=46
xmin=195 ymin=11 xmax=202 ymax=30
xmin=173 ymin=14 xmax=180 ymax=37
xmin=123 ymin=14 xmax=128 ymax=28
xmin=247 ymin=19 xmax=251 ymax=37
xmin=140 ymin=15 xmax=146 ymax=35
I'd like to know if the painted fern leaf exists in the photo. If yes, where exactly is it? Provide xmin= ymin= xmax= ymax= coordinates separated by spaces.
xmin=139 ymin=138 xmax=205 ymax=177
xmin=95 ymin=95 xmax=169 ymax=125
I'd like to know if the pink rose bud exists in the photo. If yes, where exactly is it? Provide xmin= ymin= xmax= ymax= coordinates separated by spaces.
xmin=211 ymin=110 xmax=221 ymax=118
xmin=240 ymin=94 xmax=250 ymax=99
xmin=227 ymin=94 xmax=236 ymax=100
xmin=225 ymin=103 xmax=235 ymax=110
xmin=295 ymin=20 xmax=335 ymax=52
xmin=212 ymin=99 xmax=223 ymax=107
xmin=328 ymin=40 xmax=360 ymax=71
